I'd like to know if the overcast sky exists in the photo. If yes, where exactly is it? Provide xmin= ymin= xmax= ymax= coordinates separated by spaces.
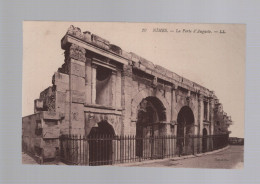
xmin=23 ymin=21 xmax=245 ymax=138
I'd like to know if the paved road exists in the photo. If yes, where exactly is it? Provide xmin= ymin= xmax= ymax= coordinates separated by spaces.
xmin=131 ymin=145 xmax=244 ymax=169
xmin=22 ymin=146 xmax=243 ymax=168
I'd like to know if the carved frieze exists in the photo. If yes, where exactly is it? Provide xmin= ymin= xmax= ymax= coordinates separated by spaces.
xmin=122 ymin=64 xmax=132 ymax=77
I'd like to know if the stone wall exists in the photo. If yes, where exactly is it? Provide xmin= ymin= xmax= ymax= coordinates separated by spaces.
xmin=22 ymin=111 xmax=60 ymax=163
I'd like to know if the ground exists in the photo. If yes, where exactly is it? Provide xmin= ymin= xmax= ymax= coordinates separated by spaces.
xmin=22 ymin=145 xmax=244 ymax=169
xmin=22 ymin=152 xmax=38 ymax=165
xmin=129 ymin=145 xmax=244 ymax=169
xmin=22 ymin=152 xmax=64 ymax=165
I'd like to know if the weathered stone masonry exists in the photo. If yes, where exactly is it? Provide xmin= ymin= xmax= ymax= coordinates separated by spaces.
xmin=22 ymin=25 xmax=232 ymax=162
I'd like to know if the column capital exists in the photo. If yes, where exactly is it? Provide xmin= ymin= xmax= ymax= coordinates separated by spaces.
xmin=122 ymin=64 xmax=132 ymax=77
xmin=91 ymin=63 xmax=98 ymax=69
xmin=209 ymin=98 xmax=215 ymax=105
xmin=171 ymin=83 xmax=177 ymax=91
xmin=65 ymin=43 xmax=86 ymax=62
xmin=198 ymin=94 xmax=204 ymax=101
xmin=111 ymin=70 xmax=117 ymax=75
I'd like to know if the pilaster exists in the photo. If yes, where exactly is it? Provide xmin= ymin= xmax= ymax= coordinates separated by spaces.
xmin=111 ymin=70 xmax=117 ymax=107
xmin=121 ymin=64 xmax=133 ymax=135
xmin=91 ymin=63 xmax=97 ymax=104
xmin=198 ymin=94 xmax=204 ymax=136
xmin=64 ymin=43 xmax=86 ymax=135
xmin=209 ymin=98 xmax=215 ymax=135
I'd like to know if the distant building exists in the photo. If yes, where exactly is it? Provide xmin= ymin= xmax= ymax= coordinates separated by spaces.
xmin=229 ymin=137 xmax=244 ymax=145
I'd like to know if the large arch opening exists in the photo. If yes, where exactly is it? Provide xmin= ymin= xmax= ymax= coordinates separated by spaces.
xmin=88 ymin=120 xmax=115 ymax=165
xmin=177 ymin=106 xmax=195 ymax=155
xmin=136 ymin=96 xmax=166 ymax=157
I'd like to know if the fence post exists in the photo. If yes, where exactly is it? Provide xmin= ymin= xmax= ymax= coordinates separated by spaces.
xmin=178 ymin=137 xmax=181 ymax=157
xmin=85 ymin=135 xmax=89 ymax=165
xmin=192 ymin=135 xmax=194 ymax=155
xmin=79 ymin=135 xmax=81 ymax=165
xmin=162 ymin=136 xmax=164 ymax=159
xmin=120 ymin=135 xmax=123 ymax=163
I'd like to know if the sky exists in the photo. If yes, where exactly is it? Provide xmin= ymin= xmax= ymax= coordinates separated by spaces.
xmin=23 ymin=21 xmax=245 ymax=138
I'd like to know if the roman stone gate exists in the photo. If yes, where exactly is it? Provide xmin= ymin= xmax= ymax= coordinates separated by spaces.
xmin=22 ymin=25 xmax=231 ymax=163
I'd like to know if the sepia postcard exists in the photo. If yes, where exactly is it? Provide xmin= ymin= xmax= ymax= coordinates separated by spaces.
xmin=22 ymin=21 xmax=245 ymax=169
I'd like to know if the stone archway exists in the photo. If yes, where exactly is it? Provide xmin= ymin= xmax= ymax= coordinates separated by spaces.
xmin=131 ymin=90 xmax=170 ymax=122
xmin=88 ymin=120 xmax=115 ymax=165
xmin=177 ymin=106 xmax=195 ymax=155
xmin=135 ymin=96 xmax=166 ymax=157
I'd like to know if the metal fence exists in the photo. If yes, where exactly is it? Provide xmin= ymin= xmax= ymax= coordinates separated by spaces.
xmin=59 ymin=134 xmax=229 ymax=166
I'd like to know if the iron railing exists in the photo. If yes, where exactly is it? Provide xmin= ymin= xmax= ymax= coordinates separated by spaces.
xmin=59 ymin=134 xmax=229 ymax=166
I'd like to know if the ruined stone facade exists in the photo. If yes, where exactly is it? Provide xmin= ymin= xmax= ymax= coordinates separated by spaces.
xmin=22 ymin=25 xmax=232 ymax=162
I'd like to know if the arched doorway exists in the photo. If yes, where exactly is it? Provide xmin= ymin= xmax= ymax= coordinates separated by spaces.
xmin=177 ymin=106 xmax=194 ymax=155
xmin=202 ymin=128 xmax=208 ymax=153
xmin=136 ymin=96 xmax=166 ymax=157
xmin=88 ymin=120 xmax=115 ymax=165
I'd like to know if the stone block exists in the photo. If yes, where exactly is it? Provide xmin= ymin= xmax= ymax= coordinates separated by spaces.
xmin=145 ymin=68 xmax=153 ymax=75
xmin=172 ymin=72 xmax=182 ymax=82
xmin=56 ymin=91 xmax=66 ymax=105
xmin=43 ymin=139 xmax=59 ymax=147
xmin=52 ymin=72 xmax=69 ymax=85
xmin=56 ymin=91 xmax=66 ymax=101
xmin=55 ymin=81 xmax=69 ymax=93
xmin=71 ymin=75 xmax=85 ymax=92
xmin=42 ymin=111 xmax=60 ymax=120
xmin=71 ymin=128 xmax=84 ymax=135
xmin=34 ymin=138 xmax=43 ymax=148
xmin=82 ymin=31 xmax=92 ymax=42
xmin=140 ymin=57 xmax=155 ymax=70
xmin=43 ymin=147 xmax=56 ymax=159
xmin=122 ymin=50 xmax=131 ymax=60
xmin=56 ymin=104 xmax=65 ymax=114
xmin=60 ymin=119 xmax=70 ymax=135
xmin=67 ymin=25 xmax=83 ymax=39
xmin=71 ymin=120 xmax=85 ymax=129
xmin=34 ymin=99 xmax=43 ymax=109
xmin=130 ymin=52 xmax=141 ymax=63
xmin=109 ymin=44 xmax=122 ymax=55
xmin=60 ymin=128 xmax=69 ymax=135
xmin=70 ymin=59 xmax=85 ymax=78
xmin=155 ymin=65 xmax=167 ymax=75
xmin=91 ymin=34 xmax=110 ymax=50
xmin=124 ymin=77 xmax=133 ymax=88
xmin=182 ymin=77 xmax=194 ymax=87
xmin=72 ymin=90 xmax=85 ymax=104
xmin=34 ymin=99 xmax=44 ymax=113
xmin=165 ymin=70 xmax=173 ymax=78
xmin=139 ymin=64 xmax=146 ymax=71
xmin=71 ymin=103 xmax=84 ymax=129
xmin=42 ymin=125 xmax=60 ymax=138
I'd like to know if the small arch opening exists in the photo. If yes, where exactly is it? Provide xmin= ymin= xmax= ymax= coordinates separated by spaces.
xmin=88 ymin=120 xmax=115 ymax=165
